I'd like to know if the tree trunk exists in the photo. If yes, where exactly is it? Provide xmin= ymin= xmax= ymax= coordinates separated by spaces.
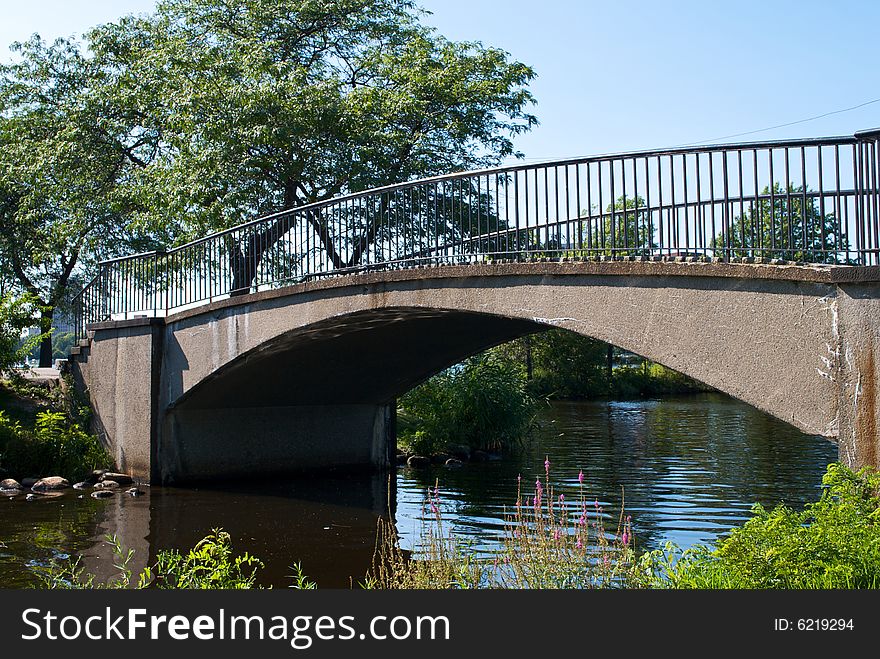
xmin=524 ymin=334 xmax=533 ymax=381
xmin=606 ymin=344 xmax=614 ymax=385
xmin=38 ymin=308 xmax=53 ymax=368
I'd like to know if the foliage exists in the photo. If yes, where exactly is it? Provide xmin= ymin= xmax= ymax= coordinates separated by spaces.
xmin=50 ymin=331 xmax=77 ymax=362
xmin=0 ymin=293 xmax=46 ymax=371
xmin=714 ymin=183 xmax=847 ymax=263
xmin=0 ymin=410 xmax=110 ymax=480
xmin=581 ymin=194 xmax=656 ymax=257
xmin=633 ymin=463 xmax=880 ymax=589
xmin=143 ymin=529 xmax=263 ymax=589
xmin=0 ymin=35 xmax=158 ymax=365
xmin=611 ymin=363 xmax=709 ymax=399
xmin=37 ymin=529 xmax=268 ymax=589
xmin=366 ymin=467 xmax=634 ymax=589
xmin=398 ymin=351 xmax=539 ymax=454
xmin=495 ymin=329 xmax=609 ymax=398
xmin=494 ymin=329 xmax=708 ymax=400
xmin=88 ymin=0 xmax=537 ymax=288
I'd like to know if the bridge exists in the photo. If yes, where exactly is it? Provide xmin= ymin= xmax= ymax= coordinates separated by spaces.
xmin=65 ymin=130 xmax=880 ymax=483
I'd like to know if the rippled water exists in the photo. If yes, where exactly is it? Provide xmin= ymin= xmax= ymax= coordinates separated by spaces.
xmin=0 ymin=394 xmax=836 ymax=588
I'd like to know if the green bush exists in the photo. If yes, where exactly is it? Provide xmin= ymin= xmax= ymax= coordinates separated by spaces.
xmin=633 ymin=463 xmax=880 ymax=589
xmin=38 ymin=529 xmax=318 ymax=590
xmin=612 ymin=363 xmax=707 ymax=399
xmin=0 ymin=410 xmax=110 ymax=480
xmin=399 ymin=352 xmax=539 ymax=454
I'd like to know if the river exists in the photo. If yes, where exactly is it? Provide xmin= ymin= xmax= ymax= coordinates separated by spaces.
xmin=0 ymin=394 xmax=836 ymax=588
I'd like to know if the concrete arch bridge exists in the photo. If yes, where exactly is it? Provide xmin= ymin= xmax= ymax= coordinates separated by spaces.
xmin=66 ymin=131 xmax=880 ymax=482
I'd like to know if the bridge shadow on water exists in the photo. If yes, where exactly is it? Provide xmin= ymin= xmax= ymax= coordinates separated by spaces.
xmin=79 ymin=472 xmax=393 ymax=589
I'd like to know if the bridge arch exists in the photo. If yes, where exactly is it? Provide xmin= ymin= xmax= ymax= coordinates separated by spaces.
xmin=71 ymin=262 xmax=879 ymax=483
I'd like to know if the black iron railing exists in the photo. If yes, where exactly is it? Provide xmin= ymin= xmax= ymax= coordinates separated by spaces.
xmin=67 ymin=130 xmax=880 ymax=338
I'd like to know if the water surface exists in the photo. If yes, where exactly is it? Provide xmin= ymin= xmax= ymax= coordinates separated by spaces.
xmin=0 ymin=394 xmax=836 ymax=587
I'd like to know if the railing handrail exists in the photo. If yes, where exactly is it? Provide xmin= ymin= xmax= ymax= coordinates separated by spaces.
xmin=94 ymin=133 xmax=864 ymax=264
xmin=65 ymin=129 xmax=880 ymax=338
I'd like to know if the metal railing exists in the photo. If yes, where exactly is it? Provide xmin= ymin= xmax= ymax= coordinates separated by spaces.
xmin=66 ymin=129 xmax=880 ymax=338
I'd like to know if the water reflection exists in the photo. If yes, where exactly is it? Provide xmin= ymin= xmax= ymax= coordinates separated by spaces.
xmin=0 ymin=394 xmax=837 ymax=588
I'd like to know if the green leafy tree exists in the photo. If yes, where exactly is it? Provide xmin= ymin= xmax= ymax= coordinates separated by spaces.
xmin=0 ymin=293 xmax=45 ymax=371
xmin=0 ymin=37 xmax=160 ymax=365
xmin=89 ymin=0 xmax=537 ymax=291
xmin=582 ymin=194 xmax=655 ymax=256
xmin=494 ymin=329 xmax=610 ymax=398
xmin=713 ymin=183 xmax=846 ymax=263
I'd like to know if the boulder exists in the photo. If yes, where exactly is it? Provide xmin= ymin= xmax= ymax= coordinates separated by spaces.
xmin=91 ymin=490 xmax=115 ymax=499
xmin=72 ymin=482 xmax=90 ymax=490
xmin=444 ymin=458 xmax=464 ymax=468
xmin=126 ymin=487 xmax=145 ymax=497
xmin=471 ymin=450 xmax=489 ymax=462
xmin=449 ymin=445 xmax=472 ymax=461
xmin=0 ymin=478 xmax=21 ymax=490
xmin=31 ymin=477 xmax=69 ymax=492
xmin=100 ymin=472 xmax=133 ymax=486
xmin=83 ymin=469 xmax=108 ymax=485
xmin=406 ymin=455 xmax=431 ymax=468
xmin=94 ymin=480 xmax=119 ymax=490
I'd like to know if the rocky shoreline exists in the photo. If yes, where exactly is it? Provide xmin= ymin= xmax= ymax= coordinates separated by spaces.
xmin=1 ymin=470 xmax=144 ymax=500
xmin=398 ymin=445 xmax=504 ymax=470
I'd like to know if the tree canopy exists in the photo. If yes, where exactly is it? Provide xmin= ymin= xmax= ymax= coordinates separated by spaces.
xmin=0 ymin=0 xmax=539 ymax=360
xmin=714 ymin=183 xmax=847 ymax=263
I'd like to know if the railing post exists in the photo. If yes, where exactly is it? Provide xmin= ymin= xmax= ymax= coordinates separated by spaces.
xmin=854 ymin=128 xmax=880 ymax=266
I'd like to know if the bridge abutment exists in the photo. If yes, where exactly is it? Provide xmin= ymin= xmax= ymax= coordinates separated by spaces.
xmin=836 ymin=283 xmax=880 ymax=469
xmin=159 ymin=403 xmax=395 ymax=483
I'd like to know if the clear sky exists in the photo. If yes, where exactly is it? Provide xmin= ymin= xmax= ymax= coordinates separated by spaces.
xmin=2 ymin=0 xmax=879 ymax=162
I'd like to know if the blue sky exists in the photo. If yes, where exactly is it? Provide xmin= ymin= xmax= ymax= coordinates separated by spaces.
xmin=2 ymin=0 xmax=878 ymax=162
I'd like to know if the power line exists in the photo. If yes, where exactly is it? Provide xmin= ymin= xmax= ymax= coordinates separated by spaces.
xmin=505 ymin=97 xmax=880 ymax=164
xmin=677 ymin=97 xmax=880 ymax=146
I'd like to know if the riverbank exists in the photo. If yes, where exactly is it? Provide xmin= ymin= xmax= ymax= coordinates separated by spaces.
xmin=0 ymin=376 xmax=113 ymax=489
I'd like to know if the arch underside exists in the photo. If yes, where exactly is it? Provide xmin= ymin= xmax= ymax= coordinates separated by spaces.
xmin=168 ymin=269 xmax=839 ymax=444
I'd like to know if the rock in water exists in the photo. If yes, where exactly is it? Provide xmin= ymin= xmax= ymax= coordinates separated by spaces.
xmin=91 ymin=490 xmax=115 ymax=499
xmin=471 ymin=450 xmax=489 ymax=462
xmin=100 ymin=472 xmax=133 ymax=486
xmin=445 ymin=458 xmax=464 ymax=468
xmin=94 ymin=480 xmax=119 ymax=490
xmin=72 ymin=482 xmax=89 ymax=490
xmin=31 ymin=477 xmax=69 ymax=492
xmin=25 ymin=493 xmax=39 ymax=501
xmin=406 ymin=455 xmax=431 ymax=468
xmin=449 ymin=445 xmax=472 ymax=461
xmin=83 ymin=469 xmax=108 ymax=485
xmin=0 ymin=478 xmax=21 ymax=490
xmin=126 ymin=487 xmax=145 ymax=497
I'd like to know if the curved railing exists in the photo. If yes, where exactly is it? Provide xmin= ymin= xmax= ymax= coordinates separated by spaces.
xmin=67 ymin=129 xmax=880 ymax=338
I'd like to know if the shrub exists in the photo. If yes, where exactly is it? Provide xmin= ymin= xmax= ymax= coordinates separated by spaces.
xmin=633 ymin=463 xmax=880 ymax=589
xmin=37 ymin=529 xmax=285 ymax=590
xmin=0 ymin=410 xmax=110 ymax=480
xmin=398 ymin=352 xmax=539 ymax=454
